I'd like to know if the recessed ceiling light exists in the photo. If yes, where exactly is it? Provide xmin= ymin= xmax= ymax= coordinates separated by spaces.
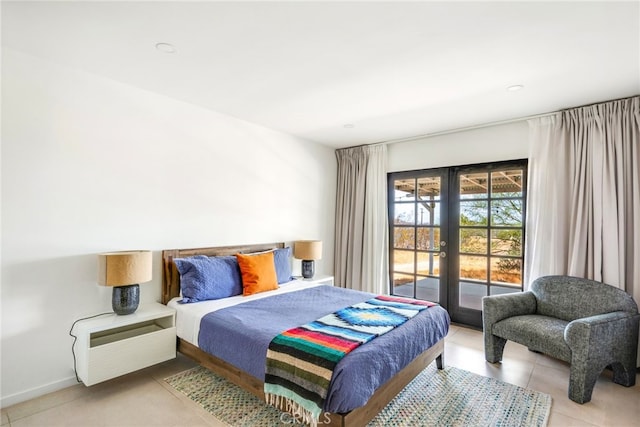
xmin=343 ymin=124 xmax=355 ymax=129
xmin=155 ymin=43 xmax=176 ymax=54
xmin=507 ymin=84 xmax=524 ymax=92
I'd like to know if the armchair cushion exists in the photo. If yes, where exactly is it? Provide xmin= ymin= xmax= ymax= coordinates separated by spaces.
xmin=493 ymin=315 xmax=571 ymax=361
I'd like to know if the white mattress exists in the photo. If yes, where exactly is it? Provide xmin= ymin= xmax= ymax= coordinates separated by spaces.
xmin=167 ymin=279 xmax=324 ymax=346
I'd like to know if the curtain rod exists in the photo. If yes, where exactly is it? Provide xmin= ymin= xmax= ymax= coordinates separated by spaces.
xmin=374 ymin=111 xmax=556 ymax=147
xmin=374 ymin=94 xmax=639 ymax=147
xmin=342 ymin=95 xmax=638 ymax=150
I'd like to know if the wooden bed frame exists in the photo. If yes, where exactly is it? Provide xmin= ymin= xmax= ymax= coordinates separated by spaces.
xmin=162 ymin=242 xmax=445 ymax=427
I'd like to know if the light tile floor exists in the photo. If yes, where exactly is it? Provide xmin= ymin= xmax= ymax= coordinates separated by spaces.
xmin=2 ymin=325 xmax=639 ymax=426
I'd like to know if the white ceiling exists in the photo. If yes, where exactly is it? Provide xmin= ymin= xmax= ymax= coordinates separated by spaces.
xmin=3 ymin=1 xmax=639 ymax=148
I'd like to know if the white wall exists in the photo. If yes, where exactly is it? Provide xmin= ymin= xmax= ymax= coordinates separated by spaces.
xmin=0 ymin=49 xmax=337 ymax=406
xmin=387 ymin=121 xmax=529 ymax=172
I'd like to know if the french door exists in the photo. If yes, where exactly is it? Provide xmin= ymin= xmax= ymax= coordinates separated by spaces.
xmin=388 ymin=160 xmax=527 ymax=328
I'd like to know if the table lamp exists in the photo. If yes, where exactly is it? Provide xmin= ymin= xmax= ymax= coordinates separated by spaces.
xmin=293 ymin=240 xmax=322 ymax=279
xmin=97 ymin=250 xmax=152 ymax=315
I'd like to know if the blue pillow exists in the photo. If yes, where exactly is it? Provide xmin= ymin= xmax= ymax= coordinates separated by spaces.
xmin=273 ymin=247 xmax=293 ymax=284
xmin=174 ymin=255 xmax=242 ymax=303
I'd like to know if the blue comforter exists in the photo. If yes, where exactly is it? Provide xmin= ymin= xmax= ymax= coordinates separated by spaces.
xmin=198 ymin=285 xmax=450 ymax=413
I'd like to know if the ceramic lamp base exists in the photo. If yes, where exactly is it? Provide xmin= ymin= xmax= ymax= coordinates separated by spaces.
xmin=112 ymin=284 xmax=140 ymax=315
xmin=301 ymin=260 xmax=315 ymax=279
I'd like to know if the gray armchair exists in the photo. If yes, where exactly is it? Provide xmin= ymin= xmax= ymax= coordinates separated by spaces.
xmin=482 ymin=275 xmax=639 ymax=403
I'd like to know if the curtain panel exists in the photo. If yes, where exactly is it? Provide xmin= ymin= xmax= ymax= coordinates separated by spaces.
xmin=334 ymin=144 xmax=388 ymax=293
xmin=525 ymin=96 xmax=639 ymax=301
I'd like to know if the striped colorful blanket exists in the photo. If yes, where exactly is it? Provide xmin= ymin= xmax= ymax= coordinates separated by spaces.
xmin=264 ymin=295 xmax=436 ymax=426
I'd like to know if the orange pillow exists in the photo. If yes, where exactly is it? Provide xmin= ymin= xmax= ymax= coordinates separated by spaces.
xmin=236 ymin=251 xmax=279 ymax=296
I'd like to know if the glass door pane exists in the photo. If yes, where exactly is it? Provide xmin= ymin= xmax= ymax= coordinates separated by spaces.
xmin=454 ymin=165 xmax=526 ymax=324
xmin=389 ymin=173 xmax=444 ymax=303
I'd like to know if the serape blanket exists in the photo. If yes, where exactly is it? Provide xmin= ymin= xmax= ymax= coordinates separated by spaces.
xmin=264 ymin=295 xmax=437 ymax=426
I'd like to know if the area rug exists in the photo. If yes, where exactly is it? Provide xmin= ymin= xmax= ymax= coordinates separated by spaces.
xmin=165 ymin=364 xmax=551 ymax=427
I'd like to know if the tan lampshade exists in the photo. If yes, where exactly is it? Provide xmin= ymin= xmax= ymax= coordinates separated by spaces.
xmin=294 ymin=240 xmax=322 ymax=261
xmin=97 ymin=251 xmax=152 ymax=287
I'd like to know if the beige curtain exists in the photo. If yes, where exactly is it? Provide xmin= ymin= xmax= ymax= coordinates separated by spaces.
xmin=526 ymin=96 xmax=640 ymax=365
xmin=334 ymin=144 xmax=388 ymax=293
xmin=524 ymin=114 xmax=569 ymax=283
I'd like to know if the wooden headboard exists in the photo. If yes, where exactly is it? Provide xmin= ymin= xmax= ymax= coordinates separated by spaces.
xmin=161 ymin=242 xmax=285 ymax=304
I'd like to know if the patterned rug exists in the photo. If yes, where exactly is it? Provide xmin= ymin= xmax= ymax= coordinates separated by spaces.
xmin=165 ymin=364 xmax=551 ymax=427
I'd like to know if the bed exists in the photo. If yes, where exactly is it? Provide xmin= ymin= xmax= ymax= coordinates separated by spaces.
xmin=162 ymin=242 xmax=450 ymax=427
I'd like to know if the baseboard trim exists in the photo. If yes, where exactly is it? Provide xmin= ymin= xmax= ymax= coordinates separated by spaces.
xmin=0 ymin=376 xmax=79 ymax=408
